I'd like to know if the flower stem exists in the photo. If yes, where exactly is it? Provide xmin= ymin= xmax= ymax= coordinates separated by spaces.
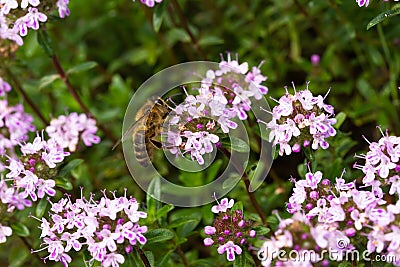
xmin=219 ymin=147 xmax=267 ymax=225
xmin=177 ymin=246 xmax=190 ymax=267
xmin=3 ymin=67 xmax=49 ymax=126
xmin=51 ymin=54 xmax=118 ymax=144
xmin=136 ymin=247 xmax=151 ymax=267
xmin=169 ymin=0 xmax=207 ymax=59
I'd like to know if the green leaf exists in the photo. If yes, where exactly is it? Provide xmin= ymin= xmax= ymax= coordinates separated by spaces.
xmin=253 ymin=226 xmax=270 ymax=236
xmin=367 ymin=8 xmax=400 ymax=30
xmin=232 ymin=201 xmax=243 ymax=212
xmin=334 ymin=112 xmax=346 ymax=129
xmin=156 ymin=251 xmax=172 ymax=267
xmin=35 ymin=197 xmax=48 ymax=217
xmin=147 ymin=177 xmax=161 ymax=223
xmin=36 ymin=29 xmax=54 ymax=57
xmin=221 ymin=137 xmax=250 ymax=153
xmin=233 ymin=252 xmax=248 ymax=267
xmin=198 ymin=35 xmax=224 ymax=46
xmin=11 ymin=222 xmax=30 ymax=237
xmin=55 ymin=176 xmax=73 ymax=190
xmin=156 ymin=204 xmax=174 ymax=219
xmin=144 ymin=251 xmax=155 ymax=267
xmin=169 ymin=217 xmax=199 ymax=228
xmin=153 ymin=0 xmax=167 ymax=32
xmin=66 ymin=61 xmax=98 ymax=75
xmin=38 ymin=74 xmax=60 ymax=89
xmin=144 ymin=229 xmax=175 ymax=245
xmin=58 ymin=159 xmax=84 ymax=177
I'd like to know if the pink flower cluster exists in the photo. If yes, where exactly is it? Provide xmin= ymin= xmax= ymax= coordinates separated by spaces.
xmin=46 ymin=112 xmax=101 ymax=152
xmin=166 ymin=54 xmax=268 ymax=165
xmin=1 ymin=134 xmax=70 ymax=212
xmin=0 ymin=0 xmax=70 ymax=46
xmin=0 ymin=100 xmax=35 ymax=156
xmin=354 ymin=129 xmax=400 ymax=197
xmin=269 ymin=150 xmax=400 ymax=267
xmin=203 ymin=198 xmax=256 ymax=262
xmin=202 ymin=53 xmax=268 ymax=121
xmin=167 ymin=88 xmax=234 ymax=164
xmin=33 ymin=190 xmax=148 ymax=267
xmin=262 ymin=83 xmax=336 ymax=156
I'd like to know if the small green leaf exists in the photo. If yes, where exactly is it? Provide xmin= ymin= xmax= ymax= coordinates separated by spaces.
xmin=233 ymin=252 xmax=248 ymax=267
xmin=253 ymin=226 xmax=270 ymax=236
xmin=37 ymin=29 xmax=54 ymax=57
xmin=144 ymin=229 xmax=175 ymax=245
xmin=147 ymin=177 xmax=161 ymax=222
xmin=334 ymin=112 xmax=346 ymax=129
xmin=156 ymin=204 xmax=174 ymax=219
xmin=232 ymin=201 xmax=243 ymax=212
xmin=38 ymin=74 xmax=60 ymax=89
xmin=11 ymin=222 xmax=30 ymax=237
xmin=59 ymin=159 xmax=84 ymax=177
xmin=55 ymin=177 xmax=73 ymax=190
xmin=156 ymin=251 xmax=172 ymax=267
xmin=35 ymin=197 xmax=48 ymax=217
xmin=66 ymin=62 xmax=98 ymax=75
xmin=153 ymin=0 xmax=167 ymax=32
xmin=367 ymin=8 xmax=400 ymax=30
xmin=221 ymin=137 xmax=250 ymax=153
xmin=144 ymin=251 xmax=155 ymax=267
xmin=169 ymin=217 xmax=199 ymax=228
xmin=198 ymin=35 xmax=224 ymax=46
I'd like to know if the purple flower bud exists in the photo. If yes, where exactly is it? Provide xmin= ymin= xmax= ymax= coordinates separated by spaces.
xmin=197 ymin=124 xmax=204 ymax=130
xmin=249 ymin=230 xmax=256 ymax=238
xmin=292 ymin=143 xmax=301 ymax=153
xmin=238 ymin=220 xmax=245 ymax=228
xmin=204 ymin=238 xmax=214 ymax=246
xmin=301 ymin=233 xmax=308 ymax=239
xmin=204 ymin=226 xmax=216 ymax=235
xmin=125 ymin=245 xmax=133 ymax=254
xmin=236 ymin=232 xmax=242 ymax=238
xmin=327 ymin=195 xmax=333 ymax=201
xmin=322 ymin=260 xmax=330 ymax=267
xmin=303 ymin=140 xmax=311 ymax=147
xmin=345 ymin=228 xmax=356 ymax=237
xmin=294 ymin=245 xmax=300 ymax=251
xmin=224 ymin=230 xmax=230 ymax=235
xmin=103 ymin=224 xmax=110 ymax=230
xmin=396 ymin=165 xmax=400 ymax=172
xmin=321 ymin=179 xmax=330 ymax=186
xmin=223 ymin=215 xmax=229 ymax=220
xmin=186 ymin=117 xmax=193 ymax=122
xmin=309 ymin=191 xmax=319 ymax=199
xmin=216 ymin=141 xmax=222 ymax=148
xmin=347 ymin=206 xmax=355 ymax=213
xmin=311 ymin=54 xmax=320 ymax=66
xmin=117 ymin=218 xmax=124 ymax=225
xmin=29 ymin=159 xmax=36 ymax=165
xmin=240 ymin=238 xmax=246 ymax=244
xmin=218 ymin=237 xmax=224 ymax=242
xmin=305 ymin=203 xmax=313 ymax=210
xmin=347 ymin=220 xmax=354 ymax=226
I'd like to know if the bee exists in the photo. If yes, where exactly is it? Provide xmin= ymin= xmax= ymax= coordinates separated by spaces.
xmin=114 ymin=96 xmax=171 ymax=167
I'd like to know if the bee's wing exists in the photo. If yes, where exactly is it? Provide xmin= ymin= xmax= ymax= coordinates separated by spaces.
xmin=112 ymin=114 xmax=148 ymax=150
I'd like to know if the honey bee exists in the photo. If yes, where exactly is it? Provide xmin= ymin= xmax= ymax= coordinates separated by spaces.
xmin=114 ymin=96 xmax=171 ymax=167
